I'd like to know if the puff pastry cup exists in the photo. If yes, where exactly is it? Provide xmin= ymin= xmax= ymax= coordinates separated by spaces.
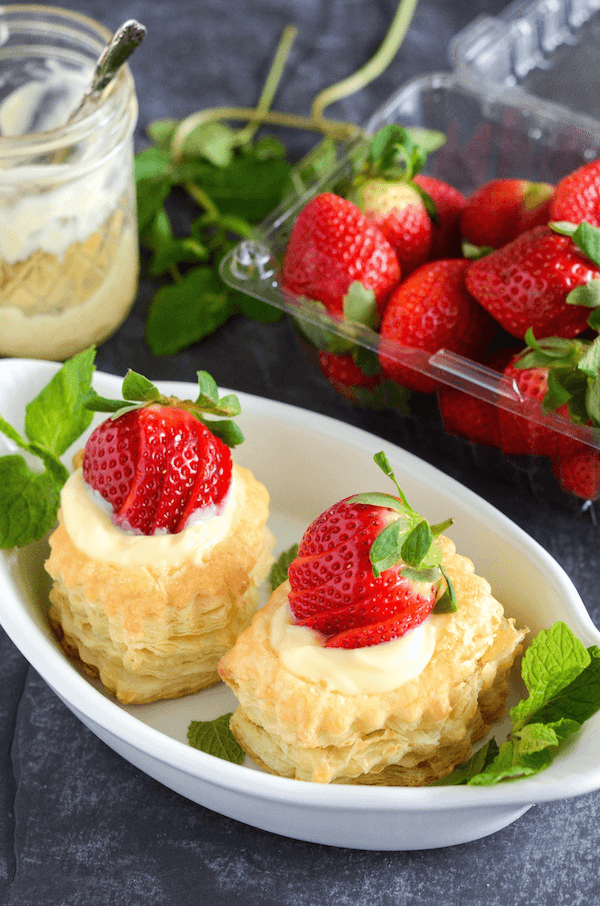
xmin=218 ymin=535 xmax=527 ymax=785
xmin=45 ymin=463 xmax=274 ymax=705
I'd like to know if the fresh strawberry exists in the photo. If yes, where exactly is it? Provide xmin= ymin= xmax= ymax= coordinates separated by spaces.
xmin=550 ymin=158 xmax=600 ymax=227
xmin=465 ymin=225 xmax=600 ymax=339
xmin=287 ymin=452 xmax=456 ymax=649
xmin=317 ymin=350 xmax=380 ymax=403
xmin=551 ymin=447 xmax=600 ymax=501
xmin=351 ymin=178 xmax=432 ymax=277
xmin=82 ymin=370 xmax=243 ymax=535
xmin=378 ymin=259 xmax=496 ymax=394
xmin=348 ymin=125 xmax=437 ymax=277
xmin=460 ymin=178 xmax=554 ymax=249
xmin=281 ymin=192 xmax=400 ymax=322
xmin=413 ymin=173 xmax=467 ymax=259
xmin=437 ymin=347 xmax=518 ymax=448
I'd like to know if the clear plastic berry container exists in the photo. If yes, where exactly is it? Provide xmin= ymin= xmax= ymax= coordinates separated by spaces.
xmin=221 ymin=0 xmax=600 ymax=516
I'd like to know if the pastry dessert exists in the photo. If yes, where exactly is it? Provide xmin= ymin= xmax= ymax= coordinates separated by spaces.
xmin=218 ymin=453 xmax=526 ymax=785
xmin=45 ymin=375 xmax=274 ymax=705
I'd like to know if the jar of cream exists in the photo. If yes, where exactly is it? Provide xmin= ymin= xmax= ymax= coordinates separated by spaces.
xmin=0 ymin=5 xmax=140 ymax=360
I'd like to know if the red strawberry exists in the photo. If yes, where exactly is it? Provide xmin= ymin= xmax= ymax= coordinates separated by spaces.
xmin=413 ymin=173 xmax=467 ymax=259
xmin=317 ymin=350 xmax=380 ymax=403
xmin=287 ymin=452 xmax=456 ymax=649
xmin=281 ymin=192 xmax=400 ymax=322
xmin=465 ymin=225 xmax=599 ymax=339
xmin=378 ymin=259 xmax=496 ymax=394
xmin=82 ymin=372 xmax=242 ymax=536
xmin=551 ymin=158 xmax=600 ymax=227
xmin=460 ymin=178 xmax=554 ymax=249
xmin=438 ymin=346 xmax=518 ymax=448
xmin=496 ymin=354 xmax=582 ymax=458
xmin=352 ymin=177 xmax=432 ymax=277
xmin=551 ymin=447 xmax=600 ymax=500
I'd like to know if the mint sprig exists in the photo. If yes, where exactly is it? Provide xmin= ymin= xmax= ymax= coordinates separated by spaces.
xmin=433 ymin=622 xmax=600 ymax=786
xmin=346 ymin=452 xmax=457 ymax=613
xmin=85 ymin=368 xmax=244 ymax=448
xmin=0 ymin=347 xmax=96 ymax=549
xmin=187 ymin=713 xmax=245 ymax=765
xmin=269 ymin=543 xmax=299 ymax=591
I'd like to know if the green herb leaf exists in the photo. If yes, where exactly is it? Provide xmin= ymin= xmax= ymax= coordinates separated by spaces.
xmin=24 ymin=346 xmax=96 ymax=455
xmin=269 ymin=544 xmax=299 ymax=590
xmin=430 ymin=738 xmax=499 ymax=785
xmin=0 ymin=456 xmax=62 ymax=547
xmin=187 ymin=713 xmax=245 ymax=764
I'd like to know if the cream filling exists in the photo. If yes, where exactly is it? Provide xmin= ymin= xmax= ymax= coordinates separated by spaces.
xmin=270 ymin=601 xmax=447 ymax=694
xmin=60 ymin=466 xmax=242 ymax=569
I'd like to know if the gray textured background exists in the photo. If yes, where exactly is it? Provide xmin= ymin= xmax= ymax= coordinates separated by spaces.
xmin=1 ymin=1 xmax=599 ymax=903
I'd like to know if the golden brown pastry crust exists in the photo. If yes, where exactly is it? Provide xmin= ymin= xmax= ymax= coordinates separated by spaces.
xmin=45 ymin=463 xmax=274 ymax=704
xmin=218 ymin=535 xmax=527 ymax=785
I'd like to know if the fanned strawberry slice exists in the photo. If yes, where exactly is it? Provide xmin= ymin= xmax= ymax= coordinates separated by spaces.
xmin=287 ymin=452 xmax=457 ymax=650
xmin=82 ymin=369 xmax=243 ymax=536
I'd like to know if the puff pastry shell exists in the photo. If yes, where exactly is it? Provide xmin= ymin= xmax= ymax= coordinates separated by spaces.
xmin=45 ymin=463 xmax=274 ymax=704
xmin=218 ymin=535 xmax=526 ymax=785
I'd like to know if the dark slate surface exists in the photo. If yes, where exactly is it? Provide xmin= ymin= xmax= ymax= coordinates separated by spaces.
xmin=2 ymin=0 xmax=600 ymax=903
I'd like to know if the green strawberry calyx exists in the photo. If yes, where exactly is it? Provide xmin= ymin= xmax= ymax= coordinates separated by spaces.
xmin=85 ymin=368 xmax=244 ymax=448
xmin=345 ymin=451 xmax=457 ymax=614
xmin=516 ymin=328 xmax=600 ymax=431
xmin=349 ymin=124 xmax=442 ymax=220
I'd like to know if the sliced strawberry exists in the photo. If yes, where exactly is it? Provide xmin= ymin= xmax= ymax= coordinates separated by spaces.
xmin=82 ymin=411 xmax=139 ymax=512
xmin=325 ymin=594 xmax=436 ymax=649
xmin=83 ymin=400 xmax=234 ymax=536
xmin=287 ymin=453 xmax=457 ymax=650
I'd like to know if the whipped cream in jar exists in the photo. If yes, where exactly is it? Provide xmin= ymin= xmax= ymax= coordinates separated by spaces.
xmin=0 ymin=6 xmax=140 ymax=360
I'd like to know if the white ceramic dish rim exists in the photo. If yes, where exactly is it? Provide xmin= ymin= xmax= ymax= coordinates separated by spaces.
xmin=0 ymin=360 xmax=599 ymax=819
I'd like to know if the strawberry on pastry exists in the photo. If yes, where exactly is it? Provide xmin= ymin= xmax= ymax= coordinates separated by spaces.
xmin=218 ymin=452 xmax=526 ymax=785
xmin=45 ymin=371 xmax=275 ymax=704
xmin=287 ymin=454 xmax=456 ymax=649
xmin=465 ymin=225 xmax=600 ymax=339
xmin=460 ymin=178 xmax=554 ymax=250
xmin=281 ymin=192 xmax=400 ymax=323
xmin=378 ymin=258 xmax=496 ymax=394
xmin=413 ymin=173 xmax=467 ymax=259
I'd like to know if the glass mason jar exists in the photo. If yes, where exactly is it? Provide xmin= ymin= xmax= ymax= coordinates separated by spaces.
xmin=0 ymin=5 xmax=139 ymax=360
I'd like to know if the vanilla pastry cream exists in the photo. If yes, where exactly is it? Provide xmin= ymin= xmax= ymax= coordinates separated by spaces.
xmin=270 ymin=602 xmax=445 ymax=695
xmin=46 ymin=462 xmax=275 ymax=704
xmin=61 ymin=467 xmax=242 ymax=569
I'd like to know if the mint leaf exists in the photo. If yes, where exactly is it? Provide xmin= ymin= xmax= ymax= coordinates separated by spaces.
xmin=468 ymin=740 xmax=553 ymax=785
xmin=24 ymin=347 xmax=96 ymax=455
xmin=511 ymin=621 xmax=590 ymax=731
xmin=146 ymin=267 xmax=238 ymax=356
xmin=0 ymin=456 xmax=62 ymax=547
xmin=187 ymin=713 xmax=245 ymax=764
xmin=430 ymin=738 xmax=499 ymax=785
xmin=535 ymin=646 xmax=600 ymax=725
xmin=269 ymin=543 xmax=299 ymax=590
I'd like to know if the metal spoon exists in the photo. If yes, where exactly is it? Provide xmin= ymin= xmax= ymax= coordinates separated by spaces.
xmin=66 ymin=19 xmax=147 ymax=125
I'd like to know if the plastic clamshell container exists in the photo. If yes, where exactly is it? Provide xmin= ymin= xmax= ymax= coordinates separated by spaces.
xmin=221 ymin=0 xmax=600 ymax=509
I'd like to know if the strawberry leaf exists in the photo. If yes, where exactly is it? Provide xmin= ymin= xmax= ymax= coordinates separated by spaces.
xmin=434 ymin=564 xmax=458 ymax=613
xmin=342 ymin=282 xmax=378 ymax=328
xmin=369 ymin=519 xmax=408 ymax=576
xmin=122 ymin=371 xmax=161 ymax=402
xmin=566 ymin=280 xmax=600 ymax=309
xmin=400 ymin=518 xmax=432 ymax=567
xmin=345 ymin=491 xmax=404 ymax=512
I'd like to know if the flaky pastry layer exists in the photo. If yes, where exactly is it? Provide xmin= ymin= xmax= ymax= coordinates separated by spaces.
xmin=218 ymin=535 xmax=527 ymax=785
xmin=45 ymin=463 xmax=274 ymax=704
